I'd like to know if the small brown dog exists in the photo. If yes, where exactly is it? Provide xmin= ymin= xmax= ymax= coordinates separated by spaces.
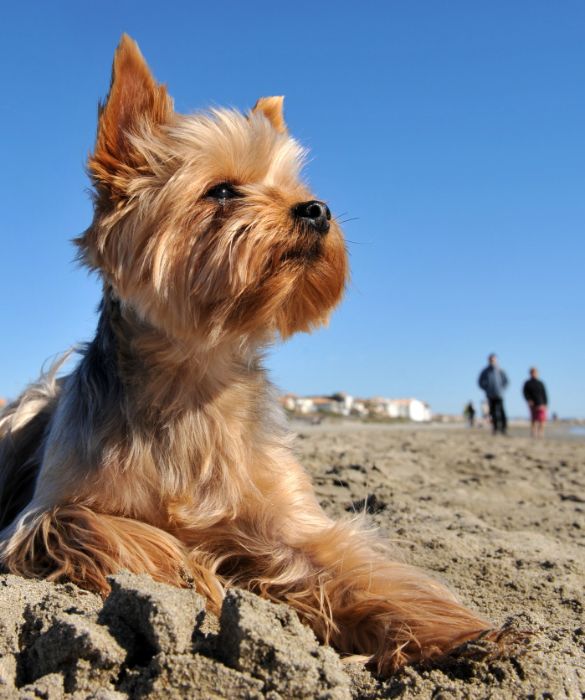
xmin=0 ymin=36 xmax=494 ymax=674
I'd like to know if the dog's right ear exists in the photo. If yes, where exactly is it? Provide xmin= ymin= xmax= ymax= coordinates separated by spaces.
xmin=88 ymin=35 xmax=173 ymax=199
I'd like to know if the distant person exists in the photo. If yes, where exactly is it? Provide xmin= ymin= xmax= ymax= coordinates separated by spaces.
xmin=478 ymin=353 xmax=509 ymax=435
xmin=463 ymin=401 xmax=476 ymax=427
xmin=523 ymin=367 xmax=548 ymax=438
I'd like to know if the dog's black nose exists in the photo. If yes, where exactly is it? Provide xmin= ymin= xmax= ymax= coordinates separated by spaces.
xmin=293 ymin=200 xmax=331 ymax=234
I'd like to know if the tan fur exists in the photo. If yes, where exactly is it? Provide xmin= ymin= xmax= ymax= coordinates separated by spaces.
xmin=253 ymin=96 xmax=287 ymax=134
xmin=0 ymin=35 xmax=496 ymax=674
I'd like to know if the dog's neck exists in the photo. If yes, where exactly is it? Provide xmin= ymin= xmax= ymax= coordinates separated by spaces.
xmin=83 ymin=288 xmax=263 ymax=426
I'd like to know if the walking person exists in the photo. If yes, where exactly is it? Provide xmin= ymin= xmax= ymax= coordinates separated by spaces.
xmin=463 ymin=401 xmax=476 ymax=427
xmin=523 ymin=367 xmax=548 ymax=438
xmin=478 ymin=354 xmax=509 ymax=435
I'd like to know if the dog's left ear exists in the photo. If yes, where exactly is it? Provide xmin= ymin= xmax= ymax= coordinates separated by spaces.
xmin=252 ymin=96 xmax=287 ymax=134
xmin=89 ymin=34 xmax=174 ymax=199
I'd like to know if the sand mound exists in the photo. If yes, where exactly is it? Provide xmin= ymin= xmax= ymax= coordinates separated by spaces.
xmin=0 ymin=571 xmax=349 ymax=699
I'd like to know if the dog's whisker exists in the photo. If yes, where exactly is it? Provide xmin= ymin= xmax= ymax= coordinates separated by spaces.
xmin=344 ymin=239 xmax=371 ymax=245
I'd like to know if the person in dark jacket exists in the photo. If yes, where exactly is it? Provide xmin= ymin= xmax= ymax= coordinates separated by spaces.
xmin=478 ymin=354 xmax=509 ymax=435
xmin=523 ymin=367 xmax=548 ymax=438
xmin=463 ymin=401 xmax=476 ymax=427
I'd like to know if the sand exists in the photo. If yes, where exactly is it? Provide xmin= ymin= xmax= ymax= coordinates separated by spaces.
xmin=0 ymin=422 xmax=583 ymax=698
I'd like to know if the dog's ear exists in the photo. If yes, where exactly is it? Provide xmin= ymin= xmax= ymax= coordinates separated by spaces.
xmin=89 ymin=34 xmax=173 ymax=198
xmin=252 ymin=96 xmax=287 ymax=134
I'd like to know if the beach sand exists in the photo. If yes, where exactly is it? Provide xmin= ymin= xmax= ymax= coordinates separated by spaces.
xmin=1 ymin=422 xmax=583 ymax=698
xmin=297 ymin=421 xmax=585 ymax=698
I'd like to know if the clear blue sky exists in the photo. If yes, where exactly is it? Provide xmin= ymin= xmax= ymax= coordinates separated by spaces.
xmin=1 ymin=1 xmax=583 ymax=418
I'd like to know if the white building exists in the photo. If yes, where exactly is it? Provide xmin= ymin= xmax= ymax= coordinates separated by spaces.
xmin=369 ymin=397 xmax=432 ymax=422
xmin=282 ymin=393 xmax=431 ymax=422
xmin=350 ymin=399 xmax=369 ymax=417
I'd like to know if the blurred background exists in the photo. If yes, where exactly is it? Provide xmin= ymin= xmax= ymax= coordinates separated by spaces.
xmin=0 ymin=1 xmax=583 ymax=418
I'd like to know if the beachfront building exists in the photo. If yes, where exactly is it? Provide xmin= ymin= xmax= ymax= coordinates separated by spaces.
xmin=280 ymin=394 xmax=317 ymax=414
xmin=325 ymin=392 xmax=354 ymax=416
xmin=369 ymin=397 xmax=431 ymax=422
xmin=281 ymin=392 xmax=355 ymax=416
xmin=281 ymin=395 xmax=340 ymax=414
xmin=281 ymin=393 xmax=297 ymax=412
xmin=310 ymin=393 xmax=354 ymax=416
xmin=350 ymin=399 xmax=369 ymax=417
xmin=282 ymin=393 xmax=432 ymax=422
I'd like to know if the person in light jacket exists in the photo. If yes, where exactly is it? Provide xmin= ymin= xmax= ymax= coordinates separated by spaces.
xmin=478 ymin=353 xmax=509 ymax=435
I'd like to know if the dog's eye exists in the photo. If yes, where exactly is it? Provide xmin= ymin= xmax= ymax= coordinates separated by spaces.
xmin=205 ymin=182 xmax=241 ymax=202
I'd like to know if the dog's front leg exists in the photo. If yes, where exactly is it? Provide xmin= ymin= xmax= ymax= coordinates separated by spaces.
xmin=287 ymin=516 xmax=494 ymax=674
xmin=220 ymin=451 xmax=496 ymax=674
xmin=169 ymin=448 xmax=494 ymax=673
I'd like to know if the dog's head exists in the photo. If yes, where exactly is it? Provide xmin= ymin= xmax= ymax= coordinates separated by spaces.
xmin=78 ymin=35 xmax=348 ymax=345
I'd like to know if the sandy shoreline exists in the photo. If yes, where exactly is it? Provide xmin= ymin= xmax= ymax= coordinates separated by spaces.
xmin=0 ymin=423 xmax=583 ymax=698
xmin=290 ymin=416 xmax=585 ymax=439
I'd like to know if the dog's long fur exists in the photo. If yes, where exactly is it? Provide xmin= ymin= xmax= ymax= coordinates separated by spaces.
xmin=0 ymin=36 xmax=494 ymax=674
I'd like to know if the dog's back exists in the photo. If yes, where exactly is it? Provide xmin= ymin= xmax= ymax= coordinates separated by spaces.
xmin=0 ymin=361 xmax=64 ymax=529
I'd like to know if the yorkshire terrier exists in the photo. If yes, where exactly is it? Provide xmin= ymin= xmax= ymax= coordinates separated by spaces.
xmin=0 ymin=35 xmax=496 ymax=674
